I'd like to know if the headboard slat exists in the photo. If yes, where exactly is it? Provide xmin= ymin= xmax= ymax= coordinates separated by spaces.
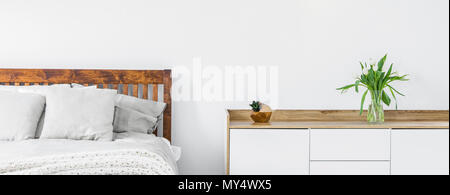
xmin=153 ymin=85 xmax=158 ymax=101
xmin=143 ymin=84 xmax=149 ymax=99
xmin=0 ymin=69 xmax=172 ymax=142
xmin=163 ymin=70 xmax=172 ymax=142
xmin=122 ymin=84 xmax=129 ymax=95
xmin=132 ymin=84 xmax=138 ymax=98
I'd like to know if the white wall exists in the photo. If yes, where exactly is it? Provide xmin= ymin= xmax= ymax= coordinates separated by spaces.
xmin=1 ymin=0 xmax=448 ymax=174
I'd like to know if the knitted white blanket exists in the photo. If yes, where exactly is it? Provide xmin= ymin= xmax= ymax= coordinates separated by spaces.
xmin=0 ymin=149 xmax=175 ymax=175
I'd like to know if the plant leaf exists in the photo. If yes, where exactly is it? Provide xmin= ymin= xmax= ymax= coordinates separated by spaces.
xmin=368 ymin=69 xmax=375 ymax=89
xmin=337 ymin=84 xmax=357 ymax=92
xmin=382 ymin=64 xmax=394 ymax=87
xmin=360 ymin=90 xmax=369 ymax=115
xmin=360 ymin=74 xmax=367 ymax=84
xmin=355 ymin=80 xmax=360 ymax=93
xmin=378 ymin=54 xmax=387 ymax=71
xmin=378 ymin=72 xmax=386 ymax=90
xmin=389 ymin=86 xmax=398 ymax=110
xmin=382 ymin=90 xmax=391 ymax=106
xmin=388 ymin=85 xmax=405 ymax=96
xmin=388 ymin=75 xmax=409 ymax=83
xmin=385 ymin=64 xmax=393 ymax=79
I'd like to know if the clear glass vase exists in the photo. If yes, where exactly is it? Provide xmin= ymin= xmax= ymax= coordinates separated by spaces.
xmin=367 ymin=101 xmax=384 ymax=123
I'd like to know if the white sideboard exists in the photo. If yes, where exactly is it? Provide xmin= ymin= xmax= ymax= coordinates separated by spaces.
xmin=226 ymin=110 xmax=450 ymax=175
xmin=229 ymin=128 xmax=449 ymax=175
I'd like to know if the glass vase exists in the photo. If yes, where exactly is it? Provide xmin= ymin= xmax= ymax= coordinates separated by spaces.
xmin=367 ymin=101 xmax=384 ymax=123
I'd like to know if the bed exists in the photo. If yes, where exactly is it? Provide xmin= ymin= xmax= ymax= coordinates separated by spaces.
xmin=0 ymin=69 xmax=178 ymax=175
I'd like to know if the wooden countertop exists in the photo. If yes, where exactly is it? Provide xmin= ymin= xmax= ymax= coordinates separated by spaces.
xmin=227 ymin=110 xmax=449 ymax=129
xmin=229 ymin=121 xmax=449 ymax=129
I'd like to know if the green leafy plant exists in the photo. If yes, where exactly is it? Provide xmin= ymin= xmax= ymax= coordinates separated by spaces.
xmin=250 ymin=101 xmax=262 ymax=112
xmin=337 ymin=54 xmax=409 ymax=122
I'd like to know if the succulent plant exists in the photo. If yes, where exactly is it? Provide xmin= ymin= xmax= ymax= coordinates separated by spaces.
xmin=250 ymin=101 xmax=261 ymax=112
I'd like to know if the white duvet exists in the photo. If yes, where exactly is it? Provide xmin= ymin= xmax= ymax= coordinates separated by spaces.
xmin=0 ymin=132 xmax=179 ymax=175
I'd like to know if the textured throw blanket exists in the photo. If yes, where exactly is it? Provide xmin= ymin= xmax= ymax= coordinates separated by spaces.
xmin=0 ymin=149 xmax=175 ymax=175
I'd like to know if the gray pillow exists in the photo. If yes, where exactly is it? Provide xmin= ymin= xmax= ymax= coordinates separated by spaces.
xmin=114 ymin=94 xmax=167 ymax=133
xmin=115 ymin=94 xmax=167 ymax=118
xmin=113 ymin=107 xmax=158 ymax=134
xmin=114 ymin=94 xmax=167 ymax=134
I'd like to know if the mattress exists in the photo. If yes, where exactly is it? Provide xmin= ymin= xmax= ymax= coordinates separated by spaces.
xmin=0 ymin=132 xmax=180 ymax=174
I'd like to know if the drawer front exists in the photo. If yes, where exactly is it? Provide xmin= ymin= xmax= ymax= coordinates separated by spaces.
xmin=311 ymin=129 xmax=390 ymax=160
xmin=230 ymin=129 xmax=310 ymax=175
xmin=310 ymin=161 xmax=390 ymax=175
xmin=391 ymin=129 xmax=449 ymax=175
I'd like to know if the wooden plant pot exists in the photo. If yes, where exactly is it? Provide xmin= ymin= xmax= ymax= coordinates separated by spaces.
xmin=251 ymin=112 xmax=272 ymax=123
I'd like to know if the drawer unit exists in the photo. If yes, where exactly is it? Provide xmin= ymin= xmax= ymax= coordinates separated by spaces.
xmin=310 ymin=129 xmax=391 ymax=161
xmin=391 ymin=129 xmax=449 ymax=175
xmin=229 ymin=129 xmax=310 ymax=175
xmin=310 ymin=161 xmax=390 ymax=175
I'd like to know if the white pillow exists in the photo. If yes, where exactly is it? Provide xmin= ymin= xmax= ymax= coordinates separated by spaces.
xmin=0 ymin=84 xmax=72 ymax=138
xmin=71 ymin=83 xmax=97 ymax=88
xmin=40 ymin=88 xmax=117 ymax=141
xmin=0 ymin=91 xmax=46 ymax=141
xmin=0 ymin=84 xmax=71 ymax=94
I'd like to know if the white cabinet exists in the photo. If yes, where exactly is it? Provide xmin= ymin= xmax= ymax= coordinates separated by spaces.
xmin=310 ymin=129 xmax=391 ymax=160
xmin=391 ymin=129 xmax=449 ymax=175
xmin=310 ymin=161 xmax=390 ymax=175
xmin=229 ymin=129 xmax=310 ymax=175
xmin=228 ymin=128 xmax=449 ymax=175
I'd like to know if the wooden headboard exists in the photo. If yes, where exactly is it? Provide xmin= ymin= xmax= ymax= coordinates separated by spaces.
xmin=0 ymin=69 xmax=172 ymax=141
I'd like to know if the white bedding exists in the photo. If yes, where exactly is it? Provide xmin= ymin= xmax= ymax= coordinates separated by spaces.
xmin=0 ymin=132 xmax=180 ymax=175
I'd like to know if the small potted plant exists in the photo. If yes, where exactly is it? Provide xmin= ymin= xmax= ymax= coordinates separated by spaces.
xmin=337 ymin=54 xmax=409 ymax=123
xmin=250 ymin=101 xmax=272 ymax=123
